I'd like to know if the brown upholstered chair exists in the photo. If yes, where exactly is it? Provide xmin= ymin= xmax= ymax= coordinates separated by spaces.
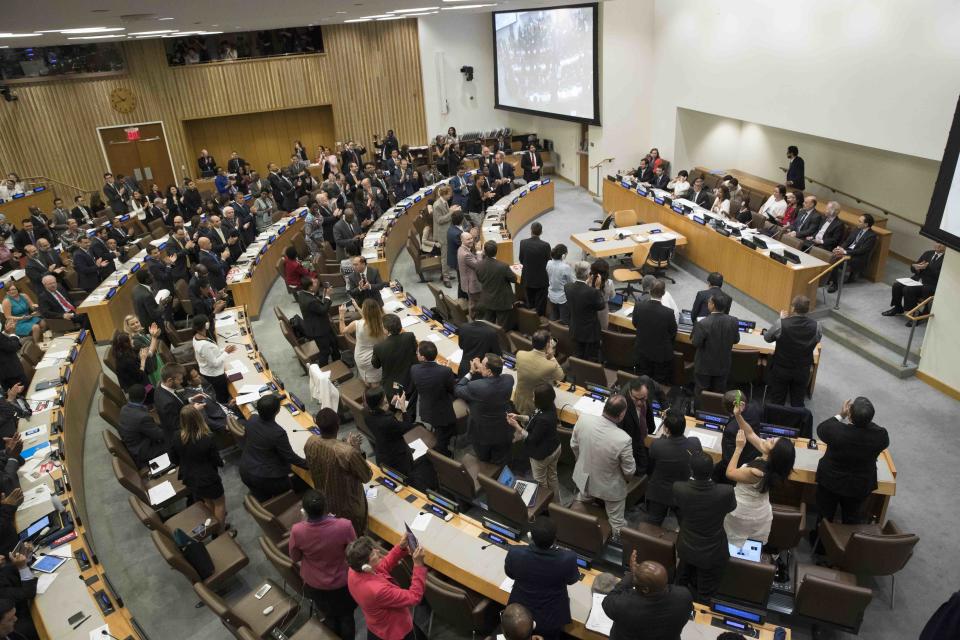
xmin=194 ymin=579 xmax=296 ymax=638
xmin=20 ymin=339 xmax=43 ymax=367
xmin=102 ymin=428 xmax=140 ymax=472
xmin=793 ymin=563 xmax=873 ymax=634
xmin=99 ymin=372 xmax=126 ymax=408
xmin=128 ymin=495 xmax=215 ymax=541
xmin=243 ymin=491 xmax=301 ymax=547
xmin=153 ymin=530 xmax=249 ymax=591
xmin=424 ymin=572 xmax=496 ymax=639
xmin=613 ymin=209 xmax=638 ymax=228
xmin=111 ymin=456 xmax=187 ymax=507
xmin=406 ymin=237 xmax=441 ymax=282
xmin=342 ymin=393 xmax=374 ymax=443
xmin=442 ymin=291 xmax=469 ymax=325
xmin=768 ymin=502 xmax=807 ymax=552
xmin=258 ymin=536 xmax=303 ymax=592
xmin=619 ymin=522 xmax=678 ymax=580
xmin=547 ymin=321 xmax=572 ymax=365
xmin=548 ymin=502 xmax=611 ymax=557
xmin=427 ymin=449 xmax=499 ymax=504
xmin=515 ymin=307 xmax=546 ymax=336
xmin=717 ymin=556 xmax=777 ymax=607
xmin=236 ymin=618 xmax=337 ymax=640
xmin=697 ymin=390 xmax=726 ymax=414
xmin=601 ymin=330 xmax=635 ymax=373
xmin=780 ymin=234 xmax=804 ymax=250
xmin=98 ymin=395 xmax=123 ymax=430
xmin=478 ymin=473 xmax=553 ymax=527
xmin=476 ymin=319 xmax=511 ymax=354
xmin=567 ymin=356 xmax=616 ymax=389
xmin=818 ymin=519 xmax=918 ymax=608
xmin=507 ymin=331 xmax=532 ymax=354
xmin=728 ymin=348 xmax=763 ymax=398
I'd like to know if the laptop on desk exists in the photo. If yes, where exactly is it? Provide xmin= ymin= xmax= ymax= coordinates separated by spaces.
xmin=497 ymin=466 xmax=539 ymax=507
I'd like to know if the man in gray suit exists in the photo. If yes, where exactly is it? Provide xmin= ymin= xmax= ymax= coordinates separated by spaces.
xmin=347 ymin=255 xmax=389 ymax=307
xmin=571 ymin=395 xmax=636 ymax=538
xmin=476 ymin=240 xmax=517 ymax=330
xmin=333 ymin=209 xmax=364 ymax=260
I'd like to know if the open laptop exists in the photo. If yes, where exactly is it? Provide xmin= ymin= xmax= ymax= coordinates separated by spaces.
xmin=497 ymin=466 xmax=539 ymax=507
xmin=728 ymin=539 xmax=763 ymax=562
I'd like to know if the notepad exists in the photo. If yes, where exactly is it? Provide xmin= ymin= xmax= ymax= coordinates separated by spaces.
xmin=89 ymin=625 xmax=110 ymax=640
xmin=27 ymin=387 xmax=58 ymax=402
xmin=573 ymin=396 xmax=605 ymax=417
xmin=148 ymin=453 xmax=173 ymax=475
xmin=423 ymin=333 xmax=442 ymax=343
xmin=895 ymin=277 xmax=922 ymax=287
xmin=365 ymin=487 xmax=379 ymax=500
xmin=236 ymin=392 xmax=261 ymax=406
xmin=689 ymin=431 xmax=720 ymax=450
xmin=35 ymin=572 xmax=57 ymax=595
xmin=499 ymin=577 xmax=515 ymax=593
xmin=410 ymin=512 xmax=432 ymax=532
xmin=408 ymin=438 xmax=429 ymax=461
xmin=148 ymin=480 xmax=177 ymax=505
xmin=448 ymin=349 xmax=463 ymax=363
xmin=585 ymin=593 xmax=614 ymax=635
xmin=400 ymin=316 xmax=421 ymax=328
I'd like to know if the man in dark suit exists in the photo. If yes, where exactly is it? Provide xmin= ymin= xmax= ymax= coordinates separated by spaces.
xmin=90 ymin=226 xmax=117 ymax=280
xmin=688 ymin=177 xmax=711 ymax=208
xmin=409 ymin=341 xmax=457 ymax=456
xmin=564 ymin=261 xmax=606 ymax=361
xmin=815 ymin=397 xmax=890 ymax=524
xmin=690 ymin=272 xmax=723 ymax=323
xmin=455 ymin=320 xmax=501 ymax=378
xmin=333 ymin=210 xmax=364 ymax=260
xmin=649 ymin=165 xmax=670 ymax=190
xmin=764 ymin=295 xmax=821 ymax=407
xmin=827 ymin=213 xmax=878 ymax=293
xmin=371 ymin=313 xmax=418 ymax=394
xmin=132 ymin=270 xmax=164 ymax=332
xmin=72 ymin=237 xmax=102 ymax=292
xmin=374 ymin=130 xmax=399 ymax=163
xmin=23 ymin=245 xmax=52 ymax=292
xmin=518 ymin=222 xmax=551 ymax=316
xmin=71 ymin=195 xmax=95 ymax=225
xmin=296 ymin=277 xmax=339 ymax=366
xmin=884 ymin=243 xmax=945 ymax=319
xmin=347 ymin=255 xmax=388 ymax=307
xmin=340 ymin=141 xmax=365 ymax=172
xmin=690 ymin=291 xmax=740 ymax=398
xmin=619 ymin=376 xmax=656 ymax=472
xmin=196 ymin=237 xmax=228 ymax=290
xmin=454 ymin=353 xmax=514 ymax=464
xmin=154 ymin=364 xmax=189 ymax=446
xmin=0 ymin=320 xmax=25 ymax=391
xmin=489 ymin=151 xmax=515 ymax=198
xmin=167 ymin=228 xmax=194 ymax=284
xmin=602 ymin=554 xmax=693 ymax=640
xmin=631 ymin=279 xmax=677 ymax=383
xmin=645 ymin=412 xmax=703 ymax=526
xmin=477 ymin=240 xmax=518 ymax=329
xmin=504 ymin=517 xmax=580 ymax=639
xmin=118 ymin=385 xmax=167 ymax=468
xmin=230 ymin=192 xmax=257 ymax=245
xmin=12 ymin=221 xmax=47 ymax=252
xmin=145 ymin=246 xmax=175 ymax=293
xmin=804 ymin=201 xmax=846 ymax=251
xmin=268 ymin=163 xmax=298 ymax=212
xmin=238 ymin=395 xmax=308 ymax=502
xmin=102 ymin=173 xmax=127 ymax=214
xmin=673 ymin=453 xmax=736 ymax=601
xmin=785 ymin=145 xmax=805 ymax=189
xmin=631 ymin=158 xmax=654 ymax=183
xmin=519 ymin=144 xmax=542 ymax=183
xmin=390 ymin=158 xmax=417 ymax=200
xmin=37 ymin=275 xmax=88 ymax=330
xmin=226 ymin=151 xmax=246 ymax=176
xmin=182 ymin=180 xmax=203 ymax=216
xmin=785 ymin=195 xmax=822 ymax=240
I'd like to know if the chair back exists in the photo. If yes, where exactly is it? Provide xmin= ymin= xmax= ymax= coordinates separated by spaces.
xmin=98 ymin=395 xmax=123 ymax=431
xmin=697 ymin=390 xmax=725 ymax=414
xmin=99 ymin=372 xmax=127 ymax=407
xmin=424 ymin=573 xmax=488 ymax=636
xmin=843 ymin=530 xmax=919 ymax=576
xmin=620 ymin=523 xmax=678 ymax=578
xmin=444 ymin=294 xmax=469 ymax=325
xmin=613 ymin=209 xmax=638 ymax=228
xmin=507 ymin=331 xmax=532 ymax=354
xmin=152 ymin=530 xmax=200 ymax=583
xmin=426 ymin=282 xmax=445 ymax=312
xmin=18 ymin=356 xmax=34 ymax=385
xmin=103 ymin=345 xmax=118 ymax=375
xmin=762 ymin=403 xmax=813 ymax=439
xmin=478 ymin=474 xmax=529 ymax=527
xmin=768 ymin=503 xmax=806 ymax=552
xmin=291 ymin=232 xmax=308 ymax=259
xmin=794 ymin=571 xmax=872 ymax=632
xmin=729 ymin=348 xmax=762 ymax=387
xmin=128 ymin=495 xmax=171 ymax=537
xmin=808 ymin=246 xmax=833 ymax=263
xmin=717 ymin=557 xmax=777 ymax=606
xmin=750 ymin=211 xmax=765 ymax=230
xmin=647 ymin=238 xmax=676 ymax=266
xmin=476 ymin=319 xmax=511 ymax=354
xmin=102 ymin=428 xmax=138 ymax=469
xmin=258 ymin=536 xmax=303 ymax=591
xmin=193 ymin=582 xmax=232 ymax=622
xmin=780 ymin=234 xmax=804 ymax=250
xmin=567 ymin=356 xmax=607 ymax=388
xmin=601 ymin=330 xmax=635 ymax=372
xmin=342 ymin=394 xmax=374 ymax=443
xmin=243 ymin=495 xmax=288 ymax=545
xmin=548 ymin=321 xmax=572 ymax=364
xmin=556 ymin=426 xmax=575 ymax=467
xmin=21 ymin=339 xmax=43 ymax=366
xmin=273 ymin=305 xmax=290 ymax=325
xmin=515 ymin=307 xmax=544 ymax=336
xmin=548 ymin=503 xmax=608 ymax=556
xmin=427 ymin=449 xmax=477 ymax=501
xmin=111 ymin=456 xmax=148 ymax=502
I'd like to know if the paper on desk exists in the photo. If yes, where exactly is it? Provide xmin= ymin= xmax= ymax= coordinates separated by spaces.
xmin=585 ymin=593 xmax=614 ymax=635
xmin=226 ymin=360 xmax=249 ymax=375
xmin=19 ymin=484 xmax=52 ymax=511
xmin=236 ymin=392 xmax=261 ymax=406
xmin=408 ymin=438 xmax=429 ymax=461
xmin=89 ymin=625 xmax=110 ymax=640
xmin=615 ymin=305 xmax=634 ymax=317
xmin=499 ymin=577 xmax=515 ymax=593
xmin=385 ymin=301 xmax=405 ymax=313
xmin=448 ymin=349 xmax=463 ymax=363
xmin=410 ymin=512 xmax=432 ymax=532
xmin=22 ymin=424 xmax=48 ymax=443
xmin=400 ymin=316 xmax=421 ymax=328
xmin=27 ymin=387 xmax=57 ymax=402
xmin=148 ymin=480 xmax=177 ymax=505
xmin=896 ymin=277 xmax=922 ymax=287
xmin=689 ymin=431 xmax=719 ymax=450
xmin=423 ymin=333 xmax=441 ymax=343
xmin=36 ymin=572 xmax=57 ymax=595
xmin=45 ymin=350 xmax=70 ymax=360
xmin=149 ymin=453 xmax=173 ymax=474
xmin=573 ymin=396 xmax=605 ymax=417
xmin=365 ymin=486 xmax=379 ymax=500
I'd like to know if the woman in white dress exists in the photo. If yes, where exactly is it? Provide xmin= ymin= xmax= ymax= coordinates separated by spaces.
xmin=711 ymin=185 xmax=731 ymax=218
xmin=723 ymin=403 xmax=797 ymax=546
xmin=340 ymin=298 xmax=386 ymax=386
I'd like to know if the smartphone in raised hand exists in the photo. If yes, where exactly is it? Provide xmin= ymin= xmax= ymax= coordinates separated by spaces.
xmin=403 ymin=523 xmax=419 ymax=551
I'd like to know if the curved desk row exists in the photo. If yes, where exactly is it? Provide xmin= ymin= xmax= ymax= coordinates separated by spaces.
xmin=480 ymin=179 xmax=556 ymax=264
xmin=16 ymin=330 xmax=140 ymax=639
xmin=0 ymin=188 xmax=55 ymax=227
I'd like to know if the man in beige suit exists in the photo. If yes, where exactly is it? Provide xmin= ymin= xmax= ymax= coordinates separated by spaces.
xmin=571 ymin=395 xmax=635 ymax=538
xmin=457 ymin=230 xmax=482 ymax=318
xmin=513 ymin=329 xmax=564 ymax=415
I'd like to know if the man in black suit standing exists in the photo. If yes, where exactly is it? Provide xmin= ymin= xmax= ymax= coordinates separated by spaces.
xmin=785 ymin=145 xmax=805 ymax=189
xmin=883 ymin=242 xmax=945 ymax=320
xmin=132 ymin=270 xmax=164 ymax=333
xmin=645 ymin=412 xmax=703 ymax=526
xmin=784 ymin=195 xmax=821 ymax=240
xmin=489 ymin=151 xmax=515 ymax=198
xmin=564 ymin=261 xmax=606 ymax=361
xmin=23 ymin=244 xmax=60 ymax=293
xmin=691 ymin=272 xmax=723 ymax=323
xmin=690 ymin=291 xmax=740 ymax=398
xmin=182 ymin=179 xmax=203 ymax=216
xmin=804 ymin=201 xmax=846 ymax=251
xmin=688 ymin=176 xmax=711 ymax=208
xmin=631 ymin=279 xmax=677 ymax=384
xmin=455 ymin=320 xmax=501 ymax=377
xmin=602 ymin=554 xmax=693 ymax=640
xmin=409 ymin=341 xmax=457 ymax=456
xmin=764 ymin=295 xmax=821 ymax=407
xmin=649 ymin=165 xmax=670 ymax=190
xmin=297 ymin=277 xmax=339 ymax=366
xmin=340 ymin=141 xmax=365 ymax=172
xmin=197 ymin=149 xmax=217 ymax=177
xmin=347 ymin=255 xmax=388 ymax=308
xmin=455 ymin=353 xmax=514 ymax=464
xmin=518 ymin=222 xmax=551 ymax=316
xmin=374 ymin=130 xmax=399 ymax=164
xmin=0 ymin=319 xmax=26 ymax=390
xmin=72 ymin=237 xmax=103 ymax=292
xmin=477 ymin=240 xmax=518 ymax=329
xmin=815 ymin=397 xmax=889 ymax=524
xmin=118 ymin=384 xmax=167 ymax=468
xmin=673 ymin=453 xmax=736 ymax=601
xmin=196 ymin=237 xmax=228 ymax=290
xmin=226 ymin=151 xmax=246 ymax=177
xmin=827 ymin=213 xmax=877 ymax=293
xmin=267 ymin=163 xmax=298 ymax=212
xmin=154 ymin=364 xmax=189 ymax=445
xmin=619 ymin=376 xmax=656 ymax=473
xmin=90 ymin=226 xmax=117 ymax=280
xmin=102 ymin=172 xmax=127 ymax=214
xmin=519 ymin=144 xmax=542 ymax=183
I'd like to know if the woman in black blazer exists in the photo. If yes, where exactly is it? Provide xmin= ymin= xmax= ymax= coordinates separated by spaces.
xmin=169 ymin=405 xmax=231 ymax=535
xmin=112 ymin=332 xmax=157 ymax=401
xmin=166 ymin=185 xmax=185 ymax=218
xmin=508 ymin=383 xmax=561 ymax=501
xmin=364 ymin=387 xmax=436 ymax=491
xmin=467 ymin=174 xmax=494 ymax=217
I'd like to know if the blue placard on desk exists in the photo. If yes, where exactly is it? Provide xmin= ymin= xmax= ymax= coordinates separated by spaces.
xmin=542 ymin=177 xmax=551 ymax=185
xmin=529 ymin=183 xmax=539 ymax=191
xmin=118 ymin=274 xmax=128 ymax=285
xmin=130 ymin=262 xmax=141 ymax=272
xmin=260 ymin=245 xmax=269 ymax=255
xmin=287 ymin=217 xmax=296 ymax=226
xmin=512 ymin=197 xmax=520 ymax=205
xmin=424 ymin=187 xmax=434 ymax=196
xmin=119 ymin=214 xmax=130 ymax=222
xmin=672 ymin=202 xmax=686 ymax=214
xmin=106 ymin=287 xmax=117 ymax=299
xmin=33 ymin=186 xmax=45 ymax=192
xmin=649 ymin=228 xmax=662 ymax=234
xmin=693 ymin=215 xmax=706 ymax=225
xmin=413 ymin=195 xmax=422 ymax=203
xmin=620 ymin=181 xmax=631 ymax=189
xmin=592 ymin=237 xmax=606 ymax=243
xmin=11 ymin=193 xmax=24 ymax=200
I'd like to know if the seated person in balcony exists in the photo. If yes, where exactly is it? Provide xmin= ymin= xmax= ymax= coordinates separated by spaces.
xmin=667 ymin=170 xmax=691 ymax=199
xmin=783 ymin=196 xmax=821 ymax=240
xmin=804 ymin=201 xmax=845 ymax=251
xmin=710 ymin=185 xmax=731 ymax=218
xmin=827 ymin=214 xmax=877 ymax=293
xmin=649 ymin=164 xmax=670 ymax=191
xmin=758 ymin=185 xmax=788 ymax=223
xmin=882 ymin=243 xmax=944 ymax=321
xmin=630 ymin=157 xmax=654 ymax=183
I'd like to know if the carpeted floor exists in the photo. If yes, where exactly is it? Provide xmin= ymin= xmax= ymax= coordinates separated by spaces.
xmin=85 ymin=180 xmax=959 ymax=640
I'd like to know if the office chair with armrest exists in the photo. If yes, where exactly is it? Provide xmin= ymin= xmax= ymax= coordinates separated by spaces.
xmin=792 ymin=564 xmax=872 ymax=634
xmin=588 ymin=213 xmax=614 ymax=232
xmin=478 ymin=473 xmax=553 ymax=528
xmin=258 ymin=536 xmax=303 ymax=593
xmin=697 ymin=390 xmax=726 ymax=414
xmin=642 ymin=238 xmax=677 ymax=284
xmin=780 ymin=234 xmax=804 ymax=251
xmin=567 ymin=356 xmax=617 ymax=389
xmin=20 ymin=339 xmax=43 ymax=367
xmin=601 ymin=330 xmax=635 ymax=373
xmin=102 ymin=428 xmax=140 ymax=472
xmin=152 ymin=530 xmax=249 ymax=591
xmin=277 ymin=258 xmax=299 ymax=298
xmin=236 ymin=618 xmax=338 ymax=640
xmin=112 ymin=455 xmax=188 ymax=508
xmin=103 ymin=345 xmax=118 ymax=375
xmin=128 ymin=495 xmax=215 ymax=542
xmin=195 ymin=579 xmax=297 ymax=638
xmin=424 ymin=572 xmax=496 ymax=639
xmin=611 ymin=244 xmax=648 ymax=293
xmin=619 ymin=523 xmax=678 ymax=581
xmin=818 ymin=519 xmax=918 ymax=608
xmin=507 ymin=331 xmax=532 ymax=354
xmin=476 ymin=319 xmax=511 ymax=354
xmin=548 ymin=502 xmax=611 ymax=557
xmin=615 ymin=369 xmax=638 ymax=389
xmin=242 ymin=492 xmax=302 ymax=547
xmin=342 ymin=393 xmax=374 ymax=443
xmin=291 ymin=232 xmax=309 ymax=260
xmin=442 ymin=291 xmax=470 ymax=325
xmin=717 ymin=556 xmax=777 ymax=607
xmin=406 ymin=237 xmax=442 ymax=282
xmin=556 ymin=425 xmax=575 ymax=468
xmin=98 ymin=394 xmax=124 ymax=431
xmin=18 ymin=356 xmax=34 ymax=387
xmin=613 ymin=209 xmax=638 ymax=228
xmin=516 ymin=307 xmax=546 ymax=336
xmin=99 ymin=372 xmax=126 ymax=407
xmin=547 ymin=321 xmax=572 ymax=365
xmin=728 ymin=348 xmax=763 ymax=399
xmin=427 ymin=449 xmax=493 ymax=505
xmin=762 ymin=404 xmax=813 ymax=439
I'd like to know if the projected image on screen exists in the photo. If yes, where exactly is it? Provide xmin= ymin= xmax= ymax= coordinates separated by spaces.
xmin=493 ymin=4 xmax=598 ymax=124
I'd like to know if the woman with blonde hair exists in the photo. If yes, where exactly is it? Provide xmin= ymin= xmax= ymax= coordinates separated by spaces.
xmin=340 ymin=298 xmax=385 ymax=386
xmin=122 ymin=314 xmax=164 ymax=386
xmin=169 ymin=405 xmax=231 ymax=535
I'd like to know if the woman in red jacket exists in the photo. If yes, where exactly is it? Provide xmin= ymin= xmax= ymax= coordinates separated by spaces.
xmin=346 ymin=536 xmax=427 ymax=640
xmin=283 ymin=245 xmax=315 ymax=288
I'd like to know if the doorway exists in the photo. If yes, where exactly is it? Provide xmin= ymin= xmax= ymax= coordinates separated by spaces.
xmin=98 ymin=122 xmax=176 ymax=194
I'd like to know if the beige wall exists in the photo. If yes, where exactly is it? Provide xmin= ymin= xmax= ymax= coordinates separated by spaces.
xmin=919 ymin=248 xmax=960 ymax=391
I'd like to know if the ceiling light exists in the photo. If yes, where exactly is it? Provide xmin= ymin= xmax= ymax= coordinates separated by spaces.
xmin=67 ymin=34 xmax=126 ymax=39
xmin=377 ymin=16 xmax=405 ymax=20
xmin=405 ymin=11 xmax=439 ymax=15
xmin=336 ymin=11 xmax=347 ymax=14
xmin=59 ymin=27 xmax=125 ymax=34
xmin=359 ymin=14 xmax=394 ymax=19
xmin=389 ymin=6 xmax=439 ymax=12
xmin=158 ymin=17 xmax=175 ymax=20
xmin=0 ymin=33 xmax=42 ymax=38
xmin=128 ymin=30 xmax=176 ymax=35
xmin=441 ymin=3 xmax=496 ymax=8
xmin=344 ymin=18 xmax=372 ymax=23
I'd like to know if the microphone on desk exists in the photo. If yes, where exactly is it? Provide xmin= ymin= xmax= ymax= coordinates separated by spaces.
xmin=480 ymin=543 xmax=497 ymax=550
xmin=100 ymin=630 xmax=125 ymax=640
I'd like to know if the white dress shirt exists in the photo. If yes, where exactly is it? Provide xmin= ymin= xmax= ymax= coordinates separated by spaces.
xmin=192 ymin=337 xmax=227 ymax=377
xmin=759 ymin=195 xmax=787 ymax=221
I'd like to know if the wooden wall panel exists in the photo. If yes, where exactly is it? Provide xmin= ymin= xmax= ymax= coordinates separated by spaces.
xmin=0 ymin=20 xmax=426 ymax=193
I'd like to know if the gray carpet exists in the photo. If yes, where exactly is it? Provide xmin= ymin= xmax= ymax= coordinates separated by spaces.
xmin=84 ymin=180 xmax=959 ymax=640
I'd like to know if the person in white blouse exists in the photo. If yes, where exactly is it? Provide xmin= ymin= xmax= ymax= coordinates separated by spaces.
xmin=711 ymin=185 xmax=731 ymax=218
xmin=0 ymin=174 xmax=24 ymax=201
xmin=191 ymin=313 xmax=237 ymax=403
xmin=667 ymin=170 xmax=692 ymax=199
xmin=758 ymin=185 xmax=788 ymax=222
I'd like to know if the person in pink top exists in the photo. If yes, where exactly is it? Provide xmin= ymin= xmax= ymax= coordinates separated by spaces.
xmin=288 ymin=490 xmax=357 ymax=639
xmin=346 ymin=536 xmax=427 ymax=640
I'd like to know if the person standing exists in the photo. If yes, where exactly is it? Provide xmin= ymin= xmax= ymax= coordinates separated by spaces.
xmin=504 ymin=517 xmax=580 ymax=640
xmin=457 ymin=231 xmax=483 ymax=318
xmin=288 ymin=490 xmax=358 ymax=640
xmin=477 ymin=240 xmax=518 ymax=329
xmin=690 ymin=291 xmax=740 ymax=398
xmin=571 ymin=395 xmax=635 ymax=538
xmin=447 ymin=211 xmax=466 ymax=296
xmin=508 ymin=384 xmax=562 ymax=503
xmin=340 ymin=298 xmax=387 ymax=386
xmin=513 ymin=329 xmax=563 ymax=415
xmin=546 ymin=245 xmax=574 ymax=323
xmin=433 ymin=186 xmax=458 ymax=288
xmin=631 ymin=279 xmax=677 ymax=384
xmin=673 ymin=453 xmax=736 ymax=601
xmin=409 ymin=341 xmax=457 ymax=457
xmin=815 ymin=397 xmax=889 ymax=524
xmin=169 ymin=405 xmax=230 ymax=536
xmin=785 ymin=145 xmax=805 ymax=190
xmin=691 ymin=272 xmax=724 ymax=324
xmin=455 ymin=353 xmax=514 ymax=464
xmin=520 ymin=144 xmax=542 ymax=183
xmin=191 ymin=314 xmax=236 ymax=402
xmin=298 ymin=276 xmax=339 ymax=366
xmin=519 ymin=222 xmax=551 ymax=316
xmin=763 ymin=295 xmax=820 ymax=407
xmin=455 ymin=319 xmax=501 ymax=378
xmin=602 ymin=554 xmax=693 ymax=640
xmin=618 ymin=377 xmax=656 ymax=472
xmin=238 ymin=395 xmax=308 ymax=502
xmin=371 ymin=314 xmax=418 ymax=394
xmin=564 ymin=261 xmax=606 ymax=361
xmin=346 ymin=536 xmax=427 ymax=640
xmin=645 ymin=412 xmax=703 ymax=526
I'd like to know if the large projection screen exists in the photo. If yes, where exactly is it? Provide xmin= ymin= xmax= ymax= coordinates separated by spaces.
xmin=492 ymin=3 xmax=600 ymax=125
xmin=923 ymin=94 xmax=960 ymax=251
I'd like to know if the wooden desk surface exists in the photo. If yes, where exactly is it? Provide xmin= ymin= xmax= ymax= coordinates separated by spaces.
xmin=0 ymin=189 xmax=55 ymax=226
xmin=480 ymin=179 xmax=556 ymax=265
xmin=571 ymin=222 xmax=688 ymax=259
xmin=15 ymin=331 xmax=136 ymax=640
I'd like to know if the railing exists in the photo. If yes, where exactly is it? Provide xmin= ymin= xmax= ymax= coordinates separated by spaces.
xmin=902 ymin=295 xmax=934 ymax=367
xmin=808 ymin=255 xmax=849 ymax=310
xmin=777 ymin=166 xmax=915 ymax=225
xmin=20 ymin=175 xmax=98 ymax=201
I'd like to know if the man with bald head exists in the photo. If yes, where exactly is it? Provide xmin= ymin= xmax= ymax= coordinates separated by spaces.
xmin=37 ymin=274 xmax=89 ymax=330
xmin=499 ymin=603 xmax=542 ymax=640
xmin=196 ymin=236 xmax=227 ymax=290
xmin=601 ymin=552 xmax=693 ymax=640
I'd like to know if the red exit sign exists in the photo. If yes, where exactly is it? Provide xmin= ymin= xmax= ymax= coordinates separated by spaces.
xmin=125 ymin=127 xmax=140 ymax=141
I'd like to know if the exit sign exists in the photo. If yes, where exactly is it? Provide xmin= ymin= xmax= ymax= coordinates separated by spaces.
xmin=125 ymin=127 xmax=140 ymax=141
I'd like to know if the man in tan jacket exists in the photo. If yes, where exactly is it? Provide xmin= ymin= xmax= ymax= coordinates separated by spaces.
xmin=513 ymin=329 xmax=564 ymax=415
xmin=457 ymin=230 xmax=482 ymax=318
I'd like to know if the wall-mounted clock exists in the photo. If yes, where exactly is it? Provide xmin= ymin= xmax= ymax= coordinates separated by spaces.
xmin=110 ymin=87 xmax=137 ymax=114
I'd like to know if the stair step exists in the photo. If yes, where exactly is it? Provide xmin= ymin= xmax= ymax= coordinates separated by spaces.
xmin=820 ymin=319 xmax=918 ymax=378
xmin=828 ymin=308 xmax=921 ymax=360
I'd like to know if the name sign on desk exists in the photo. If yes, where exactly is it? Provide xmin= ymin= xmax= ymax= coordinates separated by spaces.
xmin=542 ymin=178 xmax=551 ymax=184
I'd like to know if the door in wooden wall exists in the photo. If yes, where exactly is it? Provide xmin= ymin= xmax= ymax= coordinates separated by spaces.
xmin=99 ymin=123 xmax=176 ymax=192
xmin=182 ymin=105 xmax=335 ymax=178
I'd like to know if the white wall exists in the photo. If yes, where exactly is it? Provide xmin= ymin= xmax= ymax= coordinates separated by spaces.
xmin=506 ymin=112 xmax=580 ymax=184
